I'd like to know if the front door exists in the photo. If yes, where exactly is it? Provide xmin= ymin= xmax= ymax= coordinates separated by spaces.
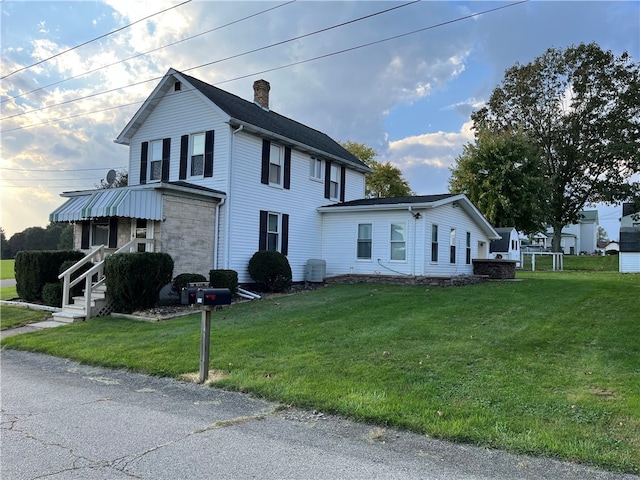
xmin=477 ymin=241 xmax=487 ymax=259
xmin=132 ymin=219 xmax=153 ymax=252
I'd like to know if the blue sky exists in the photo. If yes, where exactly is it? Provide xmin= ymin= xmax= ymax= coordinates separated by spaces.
xmin=1 ymin=0 xmax=638 ymax=239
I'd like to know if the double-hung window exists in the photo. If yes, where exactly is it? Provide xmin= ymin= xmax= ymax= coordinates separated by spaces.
xmin=267 ymin=212 xmax=280 ymax=251
xmin=431 ymin=224 xmax=438 ymax=262
xmin=149 ymin=140 xmax=163 ymax=182
xmin=190 ymin=133 xmax=205 ymax=177
xmin=450 ymin=228 xmax=457 ymax=264
xmin=466 ymin=232 xmax=471 ymax=264
xmin=390 ymin=223 xmax=406 ymax=261
xmin=357 ymin=223 xmax=372 ymax=259
xmin=269 ymin=144 xmax=282 ymax=186
xmin=329 ymin=164 xmax=339 ymax=199
xmin=310 ymin=157 xmax=322 ymax=181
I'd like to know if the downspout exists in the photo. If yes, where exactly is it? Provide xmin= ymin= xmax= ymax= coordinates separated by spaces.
xmin=213 ymin=197 xmax=226 ymax=269
xmin=225 ymin=124 xmax=244 ymax=270
xmin=408 ymin=206 xmax=420 ymax=276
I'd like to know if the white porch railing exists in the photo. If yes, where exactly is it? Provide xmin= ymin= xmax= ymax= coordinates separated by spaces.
xmin=58 ymin=238 xmax=155 ymax=319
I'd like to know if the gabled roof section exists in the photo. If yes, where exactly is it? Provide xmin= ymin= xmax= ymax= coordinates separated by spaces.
xmin=116 ymin=68 xmax=371 ymax=173
xmin=318 ymin=194 xmax=500 ymax=240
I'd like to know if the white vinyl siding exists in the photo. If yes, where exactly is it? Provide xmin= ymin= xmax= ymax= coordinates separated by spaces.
xmin=128 ymin=86 xmax=229 ymax=192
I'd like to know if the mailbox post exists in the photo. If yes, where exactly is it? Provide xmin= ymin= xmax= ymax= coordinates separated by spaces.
xmin=187 ymin=288 xmax=232 ymax=384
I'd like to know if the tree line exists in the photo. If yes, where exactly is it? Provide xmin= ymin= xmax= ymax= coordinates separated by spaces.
xmin=1 ymin=224 xmax=73 ymax=259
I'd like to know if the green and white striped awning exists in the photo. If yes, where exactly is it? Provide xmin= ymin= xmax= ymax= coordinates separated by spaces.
xmin=50 ymin=188 xmax=163 ymax=222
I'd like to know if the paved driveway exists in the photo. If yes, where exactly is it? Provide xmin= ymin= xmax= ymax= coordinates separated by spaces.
xmin=2 ymin=349 xmax=637 ymax=480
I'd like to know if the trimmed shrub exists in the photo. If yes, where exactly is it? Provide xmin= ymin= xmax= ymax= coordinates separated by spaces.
xmin=172 ymin=273 xmax=207 ymax=296
xmin=247 ymin=251 xmax=292 ymax=292
xmin=104 ymin=252 xmax=174 ymax=313
xmin=15 ymin=250 xmax=84 ymax=302
xmin=209 ymin=269 xmax=238 ymax=294
xmin=42 ymin=282 xmax=62 ymax=307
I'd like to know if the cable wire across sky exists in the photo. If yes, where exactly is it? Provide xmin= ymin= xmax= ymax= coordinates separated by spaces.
xmin=1 ymin=0 xmax=527 ymax=132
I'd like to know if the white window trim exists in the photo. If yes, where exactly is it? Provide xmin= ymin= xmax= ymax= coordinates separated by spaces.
xmin=189 ymin=132 xmax=205 ymax=179
xmin=310 ymin=157 xmax=323 ymax=182
xmin=267 ymin=212 xmax=281 ymax=252
xmin=329 ymin=164 xmax=340 ymax=200
xmin=269 ymin=144 xmax=283 ymax=187
xmin=431 ymin=224 xmax=439 ymax=263
xmin=91 ymin=219 xmax=110 ymax=247
xmin=148 ymin=139 xmax=163 ymax=183
xmin=390 ymin=222 xmax=407 ymax=262
xmin=356 ymin=223 xmax=373 ymax=261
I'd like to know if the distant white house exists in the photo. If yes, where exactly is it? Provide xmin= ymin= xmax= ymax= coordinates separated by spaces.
xmin=489 ymin=227 xmax=520 ymax=262
xmin=536 ymin=210 xmax=600 ymax=254
xmin=619 ymin=203 xmax=640 ymax=273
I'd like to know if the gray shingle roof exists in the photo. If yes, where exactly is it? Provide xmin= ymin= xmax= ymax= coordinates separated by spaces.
xmin=179 ymin=71 xmax=369 ymax=171
xmin=320 ymin=194 xmax=457 ymax=208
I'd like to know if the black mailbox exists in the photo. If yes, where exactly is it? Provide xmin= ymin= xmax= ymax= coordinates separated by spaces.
xmin=181 ymin=287 xmax=200 ymax=305
xmin=196 ymin=288 xmax=232 ymax=306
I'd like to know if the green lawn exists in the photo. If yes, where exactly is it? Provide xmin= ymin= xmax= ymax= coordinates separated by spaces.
xmin=2 ymin=271 xmax=639 ymax=472
xmin=1 ymin=305 xmax=51 ymax=330
xmin=521 ymin=253 xmax=619 ymax=271
xmin=1 ymin=259 xmax=15 ymax=279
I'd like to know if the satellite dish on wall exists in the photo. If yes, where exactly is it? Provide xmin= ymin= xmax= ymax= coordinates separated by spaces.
xmin=106 ymin=169 xmax=116 ymax=185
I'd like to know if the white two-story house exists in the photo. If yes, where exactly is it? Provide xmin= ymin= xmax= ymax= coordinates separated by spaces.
xmin=50 ymin=68 xmax=499 ymax=291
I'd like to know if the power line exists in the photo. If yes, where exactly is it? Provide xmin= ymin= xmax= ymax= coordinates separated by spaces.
xmin=1 ymin=0 xmax=420 ymax=121
xmin=1 ymin=166 xmax=126 ymax=172
xmin=1 ymin=0 xmax=296 ymax=105
xmin=1 ymin=0 xmax=193 ymax=80
xmin=2 ymin=0 xmax=528 ymax=131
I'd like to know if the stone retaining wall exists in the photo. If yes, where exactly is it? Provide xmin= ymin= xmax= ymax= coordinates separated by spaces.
xmin=472 ymin=259 xmax=517 ymax=279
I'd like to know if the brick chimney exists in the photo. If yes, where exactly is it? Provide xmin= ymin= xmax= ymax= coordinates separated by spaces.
xmin=253 ymin=79 xmax=270 ymax=109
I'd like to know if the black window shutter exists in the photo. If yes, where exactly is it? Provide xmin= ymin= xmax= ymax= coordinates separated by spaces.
xmin=258 ymin=210 xmax=268 ymax=251
xmin=108 ymin=217 xmax=118 ymax=249
xmin=261 ymin=139 xmax=270 ymax=185
xmin=139 ymin=142 xmax=148 ymax=185
xmin=161 ymin=138 xmax=171 ymax=182
xmin=204 ymin=130 xmax=214 ymax=177
xmin=283 ymin=147 xmax=291 ymax=190
xmin=281 ymin=213 xmax=289 ymax=256
xmin=81 ymin=222 xmax=90 ymax=249
xmin=179 ymin=135 xmax=188 ymax=180
xmin=324 ymin=161 xmax=331 ymax=199
xmin=340 ymin=166 xmax=346 ymax=202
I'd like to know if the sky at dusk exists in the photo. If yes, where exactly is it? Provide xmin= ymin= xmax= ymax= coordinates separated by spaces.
xmin=1 ymin=0 xmax=639 ymax=240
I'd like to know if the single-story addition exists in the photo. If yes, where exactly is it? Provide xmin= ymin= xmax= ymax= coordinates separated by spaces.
xmin=619 ymin=202 xmax=640 ymax=273
xmin=318 ymin=194 xmax=501 ymax=278
xmin=489 ymin=227 xmax=520 ymax=263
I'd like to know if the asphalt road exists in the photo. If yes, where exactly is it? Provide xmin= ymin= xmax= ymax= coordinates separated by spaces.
xmin=1 ymin=349 xmax=637 ymax=480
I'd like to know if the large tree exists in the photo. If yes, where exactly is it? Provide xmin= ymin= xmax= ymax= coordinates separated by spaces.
xmin=472 ymin=42 xmax=640 ymax=251
xmin=341 ymin=140 xmax=413 ymax=198
xmin=449 ymin=128 xmax=549 ymax=235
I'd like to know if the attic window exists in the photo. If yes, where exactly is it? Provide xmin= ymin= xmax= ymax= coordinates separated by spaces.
xmin=174 ymin=81 xmax=181 ymax=92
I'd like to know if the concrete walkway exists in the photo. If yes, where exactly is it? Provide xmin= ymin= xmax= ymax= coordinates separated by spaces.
xmin=1 ymin=278 xmax=17 ymax=287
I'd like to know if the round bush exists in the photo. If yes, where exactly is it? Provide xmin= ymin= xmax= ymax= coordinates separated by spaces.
xmin=42 ymin=282 xmax=62 ymax=307
xmin=248 ymin=250 xmax=292 ymax=292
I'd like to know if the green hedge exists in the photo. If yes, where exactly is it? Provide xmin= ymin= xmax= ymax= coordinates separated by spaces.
xmin=209 ymin=269 xmax=238 ymax=294
xmin=248 ymin=251 xmax=291 ymax=292
xmin=15 ymin=250 xmax=84 ymax=302
xmin=42 ymin=282 xmax=62 ymax=307
xmin=104 ymin=252 xmax=173 ymax=313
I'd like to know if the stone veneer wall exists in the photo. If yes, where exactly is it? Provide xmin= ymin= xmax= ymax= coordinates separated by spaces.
xmin=160 ymin=194 xmax=216 ymax=278
xmin=325 ymin=274 xmax=486 ymax=287
xmin=472 ymin=259 xmax=517 ymax=279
